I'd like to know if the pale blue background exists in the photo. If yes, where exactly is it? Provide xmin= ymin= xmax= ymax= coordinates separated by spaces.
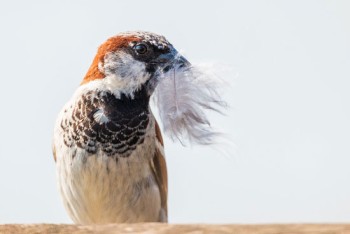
xmin=0 ymin=0 xmax=349 ymax=223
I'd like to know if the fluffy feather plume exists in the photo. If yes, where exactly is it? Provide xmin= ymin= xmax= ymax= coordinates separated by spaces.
xmin=153 ymin=62 xmax=228 ymax=145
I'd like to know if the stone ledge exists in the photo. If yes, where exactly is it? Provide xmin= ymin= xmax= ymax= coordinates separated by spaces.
xmin=0 ymin=224 xmax=349 ymax=234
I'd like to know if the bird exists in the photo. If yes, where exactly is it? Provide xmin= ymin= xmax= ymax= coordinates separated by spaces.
xmin=52 ymin=31 xmax=190 ymax=224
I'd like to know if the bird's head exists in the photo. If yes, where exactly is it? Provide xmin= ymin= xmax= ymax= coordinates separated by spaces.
xmin=81 ymin=31 xmax=190 ymax=98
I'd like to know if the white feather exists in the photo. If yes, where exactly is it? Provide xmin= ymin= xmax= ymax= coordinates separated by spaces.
xmin=153 ymin=63 xmax=229 ymax=145
xmin=93 ymin=109 xmax=110 ymax=124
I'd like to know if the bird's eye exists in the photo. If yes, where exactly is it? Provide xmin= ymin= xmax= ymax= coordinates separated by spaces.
xmin=134 ymin=43 xmax=148 ymax=54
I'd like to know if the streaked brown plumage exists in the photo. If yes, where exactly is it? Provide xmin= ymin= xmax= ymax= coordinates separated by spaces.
xmin=53 ymin=31 xmax=188 ymax=224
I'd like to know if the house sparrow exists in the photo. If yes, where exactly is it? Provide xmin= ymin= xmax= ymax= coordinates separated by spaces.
xmin=53 ymin=31 xmax=189 ymax=224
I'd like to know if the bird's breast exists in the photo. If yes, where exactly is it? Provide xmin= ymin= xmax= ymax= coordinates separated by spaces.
xmin=56 ymin=137 xmax=160 ymax=223
xmin=54 ymin=88 xmax=161 ymax=223
xmin=60 ymin=88 xmax=151 ymax=158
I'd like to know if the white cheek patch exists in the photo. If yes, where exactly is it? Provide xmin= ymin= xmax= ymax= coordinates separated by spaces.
xmin=99 ymin=52 xmax=151 ymax=98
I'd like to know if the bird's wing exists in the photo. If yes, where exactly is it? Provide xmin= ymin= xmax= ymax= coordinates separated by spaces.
xmin=150 ymin=121 xmax=168 ymax=222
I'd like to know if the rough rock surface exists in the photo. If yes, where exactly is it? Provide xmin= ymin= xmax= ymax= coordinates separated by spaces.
xmin=0 ymin=224 xmax=350 ymax=234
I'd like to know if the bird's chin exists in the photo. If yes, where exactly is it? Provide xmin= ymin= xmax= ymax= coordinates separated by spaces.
xmin=145 ymin=73 xmax=161 ymax=96
xmin=145 ymin=65 xmax=176 ymax=95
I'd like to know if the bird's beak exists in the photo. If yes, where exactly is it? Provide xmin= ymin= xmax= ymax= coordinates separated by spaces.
xmin=153 ymin=49 xmax=191 ymax=72
xmin=146 ymin=49 xmax=191 ymax=95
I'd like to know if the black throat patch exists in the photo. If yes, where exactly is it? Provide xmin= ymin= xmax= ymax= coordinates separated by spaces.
xmin=61 ymin=87 xmax=150 ymax=158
